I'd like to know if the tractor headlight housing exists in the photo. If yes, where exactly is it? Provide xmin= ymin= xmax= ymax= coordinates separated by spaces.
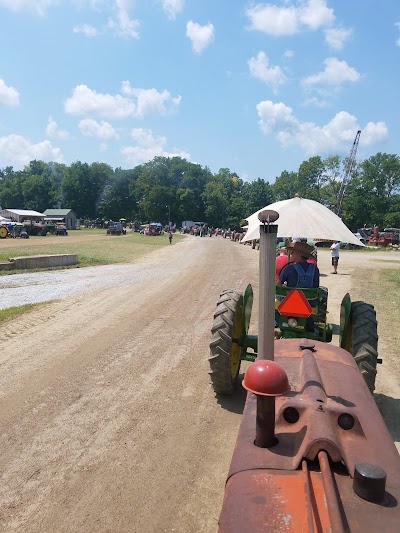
xmin=287 ymin=318 xmax=298 ymax=328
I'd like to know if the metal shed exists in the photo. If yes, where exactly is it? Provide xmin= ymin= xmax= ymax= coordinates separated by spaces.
xmin=0 ymin=209 xmax=45 ymax=223
xmin=43 ymin=209 xmax=78 ymax=230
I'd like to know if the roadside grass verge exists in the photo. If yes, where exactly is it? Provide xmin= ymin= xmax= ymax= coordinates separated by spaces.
xmin=0 ymin=303 xmax=42 ymax=323
xmin=344 ymin=266 xmax=400 ymax=363
xmin=0 ymin=230 xmax=185 ymax=274
xmin=386 ymin=269 xmax=400 ymax=287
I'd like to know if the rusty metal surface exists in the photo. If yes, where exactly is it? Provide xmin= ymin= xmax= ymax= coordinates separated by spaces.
xmin=227 ymin=339 xmax=400 ymax=489
xmin=219 ymin=338 xmax=400 ymax=532
xmin=219 ymin=468 xmax=400 ymax=532
xmin=318 ymin=450 xmax=345 ymax=533
xmin=219 ymin=469 xmax=331 ymax=532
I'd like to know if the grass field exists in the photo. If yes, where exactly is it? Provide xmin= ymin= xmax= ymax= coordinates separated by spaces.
xmin=0 ymin=228 xmax=185 ymax=270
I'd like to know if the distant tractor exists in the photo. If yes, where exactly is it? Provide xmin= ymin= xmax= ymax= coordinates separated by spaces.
xmin=107 ymin=222 xmax=126 ymax=235
xmin=145 ymin=223 xmax=162 ymax=235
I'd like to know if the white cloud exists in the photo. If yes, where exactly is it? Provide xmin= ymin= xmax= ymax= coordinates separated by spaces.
xmin=161 ymin=0 xmax=184 ymax=20
xmin=325 ymin=27 xmax=352 ymax=50
xmin=396 ymin=22 xmax=400 ymax=47
xmin=299 ymin=0 xmax=334 ymax=30
xmin=248 ymin=51 xmax=287 ymax=92
xmin=0 ymin=2 xmax=139 ymax=39
xmin=256 ymin=100 xmax=298 ymax=135
xmin=246 ymin=0 xmax=334 ymax=36
xmin=121 ymin=127 xmax=190 ymax=166
xmin=46 ymin=116 xmax=70 ymax=139
xmin=186 ymin=20 xmax=214 ymax=54
xmin=0 ymin=79 xmax=20 ymax=106
xmin=303 ymin=57 xmax=360 ymax=87
xmin=73 ymin=23 xmax=99 ymax=37
xmin=256 ymin=100 xmax=388 ymax=154
xmin=108 ymin=0 xmax=140 ymax=39
xmin=65 ymin=84 xmax=181 ymax=118
xmin=65 ymin=85 xmax=136 ymax=118
xmin=283 ymin=50 xmax=294 ymax=59
xmin=121 ymin=81 xmax=181 ymax=116
xmin=78 ymin=118 xmax=118 ymax=139
xmin=0 ymin=0 xmax=58 ymax=16
xmin=302 ymin=96 xmax=329 ymax=108
xmin=0 ymin=134 xmax=63 ymax=168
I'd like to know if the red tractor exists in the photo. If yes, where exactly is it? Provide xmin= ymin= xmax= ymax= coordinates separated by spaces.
xmin=209 ymin=210 xmax=400 ymax=531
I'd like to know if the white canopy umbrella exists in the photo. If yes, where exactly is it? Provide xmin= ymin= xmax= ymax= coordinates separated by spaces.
xmin=242 ymin=196 xmax=364 ymax=246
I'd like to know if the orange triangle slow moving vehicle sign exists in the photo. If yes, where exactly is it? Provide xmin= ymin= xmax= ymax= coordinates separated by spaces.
xmin=278 ymin=289 xmax=313 ymax=318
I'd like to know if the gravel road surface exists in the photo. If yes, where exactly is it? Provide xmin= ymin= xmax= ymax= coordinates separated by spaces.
xmin=1 ymin=236 xmax=399 ymax=533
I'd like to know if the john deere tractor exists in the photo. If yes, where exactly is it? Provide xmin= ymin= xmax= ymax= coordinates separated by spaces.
xmin=209 ymin=257 xmax=379 ymax=396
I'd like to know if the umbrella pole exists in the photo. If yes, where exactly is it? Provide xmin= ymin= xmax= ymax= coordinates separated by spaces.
xmin=258 ymin=214 xmax=278 ymax=361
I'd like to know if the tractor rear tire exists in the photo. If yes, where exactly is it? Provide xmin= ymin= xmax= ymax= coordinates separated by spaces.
xmin=349 ymin=301 xmax=379 ymax=393
xmin=316 ymin=286 xmax=328 ymax=323
xmin=209 ymin=289 xmax=243 ymax=395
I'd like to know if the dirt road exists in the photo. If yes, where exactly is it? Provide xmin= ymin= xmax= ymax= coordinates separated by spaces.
xmin=1 ymin=237 xmax=399 ymax=532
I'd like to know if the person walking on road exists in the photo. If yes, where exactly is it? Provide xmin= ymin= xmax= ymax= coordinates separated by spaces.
xmin=168 ymin=230 xmax=173 ymax=244
xmin=330 ymin=240 xmax=340 ymax=274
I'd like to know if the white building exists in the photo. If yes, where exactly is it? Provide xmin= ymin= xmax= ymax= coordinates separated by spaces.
xmin=0 ymin=209 xmax=45 ymax=223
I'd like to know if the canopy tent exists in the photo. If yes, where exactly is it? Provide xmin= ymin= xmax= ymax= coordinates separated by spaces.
xmin=242 ymin=197 xmax=364 ymax=246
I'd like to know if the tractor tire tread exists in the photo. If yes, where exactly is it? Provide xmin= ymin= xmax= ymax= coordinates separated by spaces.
xmin=209 ymin=289 xmax=243 ymax=395
xmin=317 ymin=286 xmax=328 ymax=323
xmin=350 ymin=302 xmax=379 ymax=393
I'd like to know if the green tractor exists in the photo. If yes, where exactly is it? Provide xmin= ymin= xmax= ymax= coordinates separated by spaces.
xmin=209 ymin=283 xmax=379 ymax=395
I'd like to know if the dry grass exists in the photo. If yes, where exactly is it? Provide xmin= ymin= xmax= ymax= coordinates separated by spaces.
xmin=0 ymin=228 xmax=185 ymax=272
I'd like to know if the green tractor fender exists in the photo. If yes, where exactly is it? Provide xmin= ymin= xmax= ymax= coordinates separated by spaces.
xmin=339 ymin=292 xmax=352 ymax=350
xmin=242 ymin=284 xmax=253 ymax=339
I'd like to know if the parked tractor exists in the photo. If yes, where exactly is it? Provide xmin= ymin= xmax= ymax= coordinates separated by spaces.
xmin=0 ymin=223 xmax=29 ymax=239
xmin=106 ymin=222 xmax=126 ymax=235
xmin=210 ymin=210 xmax=399 ymax=532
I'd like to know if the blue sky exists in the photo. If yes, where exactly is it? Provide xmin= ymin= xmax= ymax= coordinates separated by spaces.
xmin=0 ymin=0 xmax=399 ymax=183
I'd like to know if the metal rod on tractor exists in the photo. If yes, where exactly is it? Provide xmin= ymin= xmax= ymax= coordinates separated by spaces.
xmin=257 ymin=210 xmax=279 ymax=362
xmin=254 ymin=210 xmax=281 ymax=448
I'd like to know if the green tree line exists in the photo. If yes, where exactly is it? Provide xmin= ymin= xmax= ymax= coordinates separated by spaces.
xmin=0 ymin=153 xmax=399 ymax=231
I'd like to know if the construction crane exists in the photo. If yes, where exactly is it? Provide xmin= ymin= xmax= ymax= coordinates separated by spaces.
xmin=335 ymin=129 xmax=361 ymax=217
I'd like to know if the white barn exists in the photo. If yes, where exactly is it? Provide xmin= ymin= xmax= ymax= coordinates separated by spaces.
xmin=0 ymin=209 xmax=45 ymax=223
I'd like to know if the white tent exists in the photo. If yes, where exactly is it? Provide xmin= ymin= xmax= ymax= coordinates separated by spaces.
xmin=242 ymin=197 xmax=364 ymax=246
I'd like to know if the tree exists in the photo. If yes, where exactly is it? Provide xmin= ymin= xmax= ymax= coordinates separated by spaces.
xmin=176 ymin=163 xmax=211 ymax=223
xmin=319 ymin=155 xmax=342 ymax=210
xmin=296 ymin=156 xmax=326 ymax=201
xmin=98 ymin=167 xmax=140 ymax=221
xmin=272 ymin=171 xmax=297 ymax=201
xmin=343 ymin=153 xmax=400 ymax=230
xmin=202 ymin=169 xmax=245 ymax=228
xmin=22 ymin=174 xmax=59 ymax=212
xmin=62 ymin=161 xmax=112 ymax=218
xmin=0 ymin=168 xmax=25 ymax=208
xmin=242 ymin=178 xmax=274 ymax=215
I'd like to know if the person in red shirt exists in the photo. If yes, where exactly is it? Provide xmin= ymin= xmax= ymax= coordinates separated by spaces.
xmin=275 ymin=243 xmax=288 ymax=282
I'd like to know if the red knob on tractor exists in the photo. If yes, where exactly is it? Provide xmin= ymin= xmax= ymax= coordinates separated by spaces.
xmin=243 ymin=360 xmax=290 ymax=396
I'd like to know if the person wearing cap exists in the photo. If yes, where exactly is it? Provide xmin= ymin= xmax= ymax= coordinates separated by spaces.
xmin=278 ymin=241 xmax=319 ymax=288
